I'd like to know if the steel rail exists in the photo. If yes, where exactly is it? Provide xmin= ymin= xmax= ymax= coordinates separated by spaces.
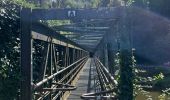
xmin=36 ymin=57 xmax=88 ymax=100
xmin=95 ymin=59 xmax=113 ymax=97
xmin=42 ymin=82 xmax=77 ymax=91
xmin=96 ymin=58 xmax=118 ymax=85
xmin=52 ymin=58 xmax=87 ymax=100
xmin=95 ymin=60 xmax=109 ymax=90
xmin=96 ymin=58 xmax=117 ymax=92
xmin=95 ymin=60 xmax=114 ymax=90
xmin=57 ymin=58 xmax=85 ymax=82
xmin=81 ymin=58 xmax=117 ymax=99
xmin=52 ymin=57 xmax=85 ymax=100
xmin=43 ymin=87 xmax=76 ymax=91
xmin=81 ymin=89 xmax=116 ymax=99
xmin=95 ymin=61 xmax=105 ymax=91
xmin=34 ymin=57 xmax=87 ymax=89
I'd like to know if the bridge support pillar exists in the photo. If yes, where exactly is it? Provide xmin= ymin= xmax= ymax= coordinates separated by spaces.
xmin=21 ymin=8 xmax=33 ymax=100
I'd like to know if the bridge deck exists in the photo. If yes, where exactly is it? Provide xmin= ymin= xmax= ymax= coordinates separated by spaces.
xmin=67 ymin=58 xmax=96 ymax=100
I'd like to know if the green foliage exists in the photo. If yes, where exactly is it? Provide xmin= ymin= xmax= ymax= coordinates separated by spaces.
xmin=158 ymin=88 xmax=170 ymax=100
xmin=114 ymin=52 xmax=120 ymax=81
xmin=149 ymin=0 xmax=170 ymax=17
xmin=132 ymin=61 xmax=170 ymax=99
xmin=115 ymin=49 xmax=170 ymax=100
xmin=0 ymin=1 xmax=20 ymax=99
xmin=124 ymin=0 xmax=135 ymax=6
xmin=132 ymin=0 xmax=170 ymax=18
xmin=0 ymin=0 xmax=35 ymax=99
xmin=133 ymin=0 xmax=149 ymax=7
xmin=47 ymin=20 xmax=71 ymax=27
xmin=153 ymin=72 xmax=164 ymax=81
xmin=99 ymin=0 xmax=110 ymax=7
xmin=118 ymin=50 xmax=134 ymax=100
xmin=51 ymin=0 xmax=101 ymax=8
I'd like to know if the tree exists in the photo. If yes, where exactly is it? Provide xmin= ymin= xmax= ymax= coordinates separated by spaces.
xmin=0 ymin=0 xmax=35 ymax=99
xmin=0 ymin=1 xmax=20 ymax=99
xmin=149 ymin=0 xmax=170 ymax=17
xmin=99 ymin=0 xmax=111 ymax=7
xmin=133 ymin=0 xmax=149 ymax=7
xmin=132 ymin=0 xmax=170 ymax=18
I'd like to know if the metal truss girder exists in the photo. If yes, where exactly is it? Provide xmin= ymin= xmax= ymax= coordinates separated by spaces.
xmin=61 ymin=33 xmax=104 ymax=36
xmin=32 ymin=7 xmax=124 ymax=20
xmin=56 ymin=25 xmax=109 ymax=30
xmin=53 ymin=26 xmax=106 ymax=33
xmin=78 ymin=37 xmax=103 ymax=40
xmin=55 ymin=19 xmax=116 ymax=27
xmin=32 ymin=31 xmax=81 ymax=50
xmin=81 ymin=34 xmax=104 ymax=37
xmin=77 ymin=43 xmax=98 ymax=45
xmin=32 ymin=22 xmax=85 ymax=51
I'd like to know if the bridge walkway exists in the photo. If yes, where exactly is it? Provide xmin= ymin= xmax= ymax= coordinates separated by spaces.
xmin=67 ymin=58 xmax=96 ymax=100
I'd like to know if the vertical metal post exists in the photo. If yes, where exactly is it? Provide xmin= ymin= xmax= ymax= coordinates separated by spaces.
xmin=80 ymin=50 xmax=82 ymax=58
xmin=104 ymin=44 xmax=109 ymax=69
xmin=67 ymin=47 xmax=70 ymax=65
xmin=75 ymin=49 xmax=77 ymax=61
xmin=62 ymin=46 xmax=65 ymax=67
xmin=82 ymin=51 xmax=84 ymax=57
xmin=73 ymin=48 xmax=75 ymax=62
xmin=69 ymin=48 xmax=73 ymax=64
xmin=78 ymin=50 xmax=80 ymax=59
xmin=21 ymin=8 xmax=33 ymax=100
xmin=76 ymin=50 xmax=78 ymax=60
xmin=56 ymin=45 xmax=59 ymax=65
xmin=81 ymin=50 xmax=83 ymax=58
xmin=64 ymin=46 xmax=67 ymax=67
xmin=58 ymin=46 xmax=62 ymax=67
xmin=49 ymin=40 xmax=53 ymax=100
xmin=77 ymin=50 xmax=79 ymax=60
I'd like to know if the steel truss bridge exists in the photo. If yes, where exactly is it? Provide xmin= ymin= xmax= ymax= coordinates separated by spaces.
xmin=20 ymin=5 xmax=170 ymax=100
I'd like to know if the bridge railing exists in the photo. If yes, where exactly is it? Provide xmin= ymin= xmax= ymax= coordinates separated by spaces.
xmin=81 ymin=58 xmax=117 ymax=100
xmin=20 ymin=8 xmax=89 ymax=100
xmin=34 ymin=57 xmax=88 ymax=100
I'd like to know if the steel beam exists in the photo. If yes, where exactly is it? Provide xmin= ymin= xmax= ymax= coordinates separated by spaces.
xmin=21 ymin=8 xmax=32 ymax=100
xmin=54 ymin=25 xmax=109 ymax=30
xmin=32 ymin=22 xmax=85 ymax=50
xmin=32 ymin=7 xmax=124 ymax=20
xmin=63 ymin=32 xmax=105 ymax=35
xmin=74 ymin=40 xmax=98 ymax=42
xmin=52 ymin=26 xmax=106 ymax=33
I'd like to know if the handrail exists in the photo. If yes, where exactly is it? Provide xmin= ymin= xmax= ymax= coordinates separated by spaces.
xmin=81 ymin=89 xmax=116 ymax=100
xmin=34 ymin=56 xmax=87 ymax=89
xmin=43 ymin=87 xmax=76 ymax=91
xmin=81 ymin=58 xmax=117 ymax=99
xmin=36 ymin=57 xmax=88 ymax=100
xmin=42 ymin=82 xmax=77 ymax=91
xmin=96 ymin=58 xmax=118 ymax=85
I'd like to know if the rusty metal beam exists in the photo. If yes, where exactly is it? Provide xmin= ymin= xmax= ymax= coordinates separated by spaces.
xmin=20 ymin=8 xmax=32 ymax=100
xmin=31 ymin=22 xmax=87 ymax=51
xmin=32 ymin=7 xmax=124 ymax=20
